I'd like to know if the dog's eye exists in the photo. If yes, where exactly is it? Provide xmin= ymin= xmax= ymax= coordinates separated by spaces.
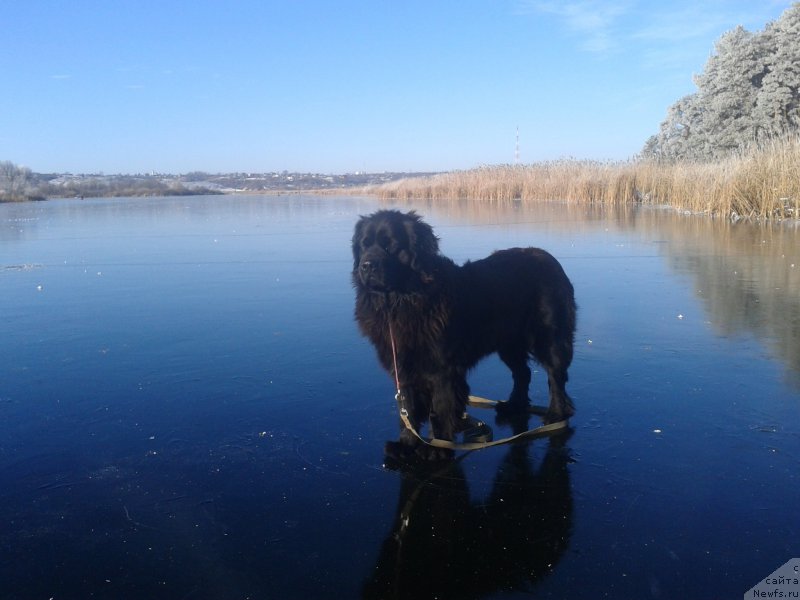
xmin=377 ymin=232 xmax=392 ymax=252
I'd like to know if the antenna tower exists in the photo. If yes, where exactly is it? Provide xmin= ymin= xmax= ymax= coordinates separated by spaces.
xmin=515 ymin=126 xmax=520 ymax=165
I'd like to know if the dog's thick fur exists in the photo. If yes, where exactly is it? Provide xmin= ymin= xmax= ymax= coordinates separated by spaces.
xmin=352 ymin=209 xmax=576 ymax=460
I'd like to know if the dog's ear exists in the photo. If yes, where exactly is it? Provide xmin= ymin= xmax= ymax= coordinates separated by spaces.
xmin=351 ymin=216 xmax=366 ymax=270
xmin=404 ymin=212 xmax=439 ymax=281
xmin=408 ymin=212 xmax=439 ymax=254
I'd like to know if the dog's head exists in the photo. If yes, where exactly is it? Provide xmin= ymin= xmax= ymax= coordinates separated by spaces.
xmin=352 ymin=210 xmax=440 ymax=293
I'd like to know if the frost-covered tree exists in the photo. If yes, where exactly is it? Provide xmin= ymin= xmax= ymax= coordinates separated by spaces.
xmin=754 ymin=6 xmax=800 ymax=137
xmin=643 ymin=3 xmax=800 ymax=161
xmin=642 ymin=94 xmax=705 ymax=159
xmin=0 ymin=161 xmax=33 ymax=202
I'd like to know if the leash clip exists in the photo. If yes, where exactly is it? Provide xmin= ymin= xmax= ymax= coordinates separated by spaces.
xmin=395 ymin=388 xmax=409 ymax=404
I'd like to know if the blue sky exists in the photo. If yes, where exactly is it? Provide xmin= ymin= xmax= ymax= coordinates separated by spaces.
xmin=1 ymin=1 xmax=794 ymax=174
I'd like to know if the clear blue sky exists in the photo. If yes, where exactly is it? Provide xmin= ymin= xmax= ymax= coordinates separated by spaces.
xmin=1 ymin=1 xmax=794 ymax=174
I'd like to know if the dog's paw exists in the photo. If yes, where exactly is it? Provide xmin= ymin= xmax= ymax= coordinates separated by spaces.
xmin=494 ymin=410 xmax=531 ymax=433
xmin=415 ymin=444 xmax=454 ymax=461
xmin=384 ymin=440 xmax=454 ymax=464
xmin=543 ymin=411 xmax=572 ymax=425
xmin=495 ymin=398 xmax=529 ymax=417
xmin=384 ymin=440 xmax=415 ymax=462
xmin=544 ymin=398 xmax=575 ymax=424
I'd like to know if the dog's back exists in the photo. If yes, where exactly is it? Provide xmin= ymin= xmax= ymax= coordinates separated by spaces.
xmin=459 ymin=247 xmax=575 ymax=325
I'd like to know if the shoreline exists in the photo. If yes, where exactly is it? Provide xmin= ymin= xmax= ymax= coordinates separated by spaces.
xmin=367 ymin=135 xmax=800 ymax=222
xmin=4 ymin=136 xmax=798 ymax=221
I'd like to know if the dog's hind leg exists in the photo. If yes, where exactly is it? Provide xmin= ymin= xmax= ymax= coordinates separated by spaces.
xmin=538 ymin=338 xmax=575 ymax=423
xmin=497 ymin=345 xmax=531 ymax=415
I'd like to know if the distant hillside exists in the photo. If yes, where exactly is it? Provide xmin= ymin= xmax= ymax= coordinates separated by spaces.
xmin=0 ymin=161 xmax=437 ymax=202
xmin=178 ymin=170 xmax=438 ymax=193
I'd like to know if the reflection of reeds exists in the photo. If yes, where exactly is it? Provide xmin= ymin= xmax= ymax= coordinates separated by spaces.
xmin=371 ymin=135 xmax=800 ymax=220
xmin=410 ymin=199 xmax=800 ymax=389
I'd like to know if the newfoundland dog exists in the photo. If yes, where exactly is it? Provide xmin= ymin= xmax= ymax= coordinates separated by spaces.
xmin=352 ymin=209 xmax=576 ymax=460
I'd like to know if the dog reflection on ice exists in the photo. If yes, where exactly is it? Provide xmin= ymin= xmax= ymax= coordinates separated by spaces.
xmin=362 ymin=426 xmax=573 ymax=599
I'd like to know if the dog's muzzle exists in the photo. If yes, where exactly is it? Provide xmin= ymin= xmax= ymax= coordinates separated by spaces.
xmin=358 ymin=258 xmax=386 ymax=289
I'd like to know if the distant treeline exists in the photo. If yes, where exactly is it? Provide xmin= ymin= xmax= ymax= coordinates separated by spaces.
xmin=0 ymin=162 xmax=221 ymax=202
xmin=1 ymin=162 xmax=43 ymax=202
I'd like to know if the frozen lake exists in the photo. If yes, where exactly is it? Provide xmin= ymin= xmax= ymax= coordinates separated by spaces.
xmin=1 ymin=194 xmax=798 ymax=599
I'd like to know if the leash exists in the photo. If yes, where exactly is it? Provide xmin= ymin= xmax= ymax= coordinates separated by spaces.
xmin=387 ymin=323 xmax=569 ymax=452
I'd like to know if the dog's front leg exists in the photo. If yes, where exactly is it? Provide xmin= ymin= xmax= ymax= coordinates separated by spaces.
xmin=429 ymin=371 xmax=469 ymax=442
xmin=386 ymin=384 xmax=458 ymax=462
xmin=385 ymin=388 xmax=426 ymax=461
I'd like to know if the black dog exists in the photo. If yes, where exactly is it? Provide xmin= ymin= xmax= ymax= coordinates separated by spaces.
xmin=352 ymin=209 xmax=576 ymax=460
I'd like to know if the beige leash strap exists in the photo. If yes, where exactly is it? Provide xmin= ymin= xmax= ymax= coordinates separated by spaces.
xmin=398 ymin=394 xmax=568 ymax=452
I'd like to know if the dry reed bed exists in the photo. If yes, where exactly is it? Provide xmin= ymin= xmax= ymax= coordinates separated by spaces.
xmin=373 ymin=135 xmax=800 ymax=220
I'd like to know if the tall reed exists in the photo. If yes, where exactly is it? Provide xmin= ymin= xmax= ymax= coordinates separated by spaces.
xmin=370 ymin=134 xmax=800 ymax=220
